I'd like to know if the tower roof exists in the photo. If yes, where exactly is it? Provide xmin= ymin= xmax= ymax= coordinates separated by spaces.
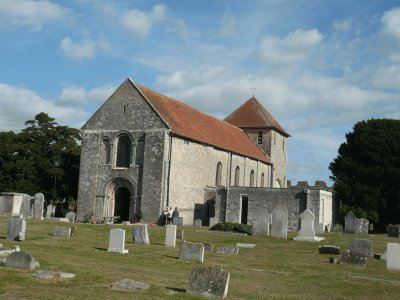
xmin=224 ymin=97 xmax=290 ymax=137
xmin=131 ymin=80 xmax=272 ymax=164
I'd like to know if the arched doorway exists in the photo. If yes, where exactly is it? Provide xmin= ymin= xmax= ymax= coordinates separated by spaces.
xmin=114 ymin=187 xmax=130 ymax=222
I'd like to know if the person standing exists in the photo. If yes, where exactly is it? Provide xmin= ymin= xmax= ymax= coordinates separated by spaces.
xmin=167 ymin=206 xmax=173 ymax=224
xmin=162 ymin=206 xmax=168 ymax=225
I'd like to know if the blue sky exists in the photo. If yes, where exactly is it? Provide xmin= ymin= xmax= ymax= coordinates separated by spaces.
xmin=1 ymin=0 xmax=400 ymax=186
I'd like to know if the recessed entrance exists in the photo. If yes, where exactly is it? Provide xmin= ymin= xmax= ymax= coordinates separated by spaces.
xmin=241 ymin=196 xmax=248 ymax=224
xmin=114 ymin=187 xmax=130 ymax=222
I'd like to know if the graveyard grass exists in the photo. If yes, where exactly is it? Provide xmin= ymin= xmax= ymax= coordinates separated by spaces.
xmin=1 ymin=217 xmax=400 ymax=299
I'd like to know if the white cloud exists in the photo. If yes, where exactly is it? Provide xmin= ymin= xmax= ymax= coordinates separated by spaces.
xmin=381 ymin=6 xmax=400 ymax=38
xmin=215 ymin=7 xmax=236 ymax=38
xmin=121 ymin=4 xmax=165 ymax=38
xmin=0 ymin=83 xmax=88 ymax=132
xmin=372 ymin=64 xmax=400 ymax=89
xmin=57 ymin=84 xmax=115 ymax=106
xmin=256 ymin=28 xmax=324 ymax=65
xmin=0 ymin=0 xmax=69 ymax=31
xmin=58 ymin=36 xmax=95 ymax=61
xmin=333 ymin=20 xmax=351 ymax=31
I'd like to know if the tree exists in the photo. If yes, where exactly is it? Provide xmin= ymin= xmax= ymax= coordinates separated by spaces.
xmin=0 ymin=113 xmax=81 ymax=204
xmin=329 ymin=119 xmax=400 ymax=230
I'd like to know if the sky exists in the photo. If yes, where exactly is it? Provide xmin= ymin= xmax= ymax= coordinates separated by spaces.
xmin=1 ymin=0 xmax=400 ymax=186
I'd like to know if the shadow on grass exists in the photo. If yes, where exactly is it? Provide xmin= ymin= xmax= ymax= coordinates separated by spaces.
xmin=0 ymin=236 xmax=5 ymax=240
xmin=166 ymin=287 xmax=186 ymax=293
xmin=163 ymin=255 xmax=179 ymax=259
xmin=94 ymin=247 xmax=107 ymax=251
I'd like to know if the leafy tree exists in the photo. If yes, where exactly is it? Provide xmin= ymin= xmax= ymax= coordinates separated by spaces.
xmin=0 ymin=113 xmax=81 ymax=204
xmin=329 ymin=119 xmax=400 ymax=230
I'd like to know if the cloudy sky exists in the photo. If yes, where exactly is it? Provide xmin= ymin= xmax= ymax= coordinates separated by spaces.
xmin=1 ymin=0 xmax=399 ymax=186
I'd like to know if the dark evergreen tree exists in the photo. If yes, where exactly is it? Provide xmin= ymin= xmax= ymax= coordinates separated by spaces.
xmin=329 ymin=119 xmax=400 ymax=230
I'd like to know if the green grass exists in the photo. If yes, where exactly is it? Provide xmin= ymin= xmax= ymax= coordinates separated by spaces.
xmin=1 ymin=216 xmax=400 ymax=299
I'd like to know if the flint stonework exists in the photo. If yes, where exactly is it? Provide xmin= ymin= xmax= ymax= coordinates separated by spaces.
xmin=187 ymin=266 xmax=230 ymax=299
xmin=350 ymin=239 xmax=373 ymax=257
xmin=340 ymin=250 xmax=366 ymax=265
xmin=179 ymin=241 xmax=205 ymax=263
xmin=132 ymin=224 xmax=150 ymax=244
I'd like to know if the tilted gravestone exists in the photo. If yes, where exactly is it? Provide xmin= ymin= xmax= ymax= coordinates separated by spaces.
xmin=5 ymin=251 xmax=39 ymax=271
xmin=179 ymin=241 xmax=205 ymax=263
xmin=319 ymin=245 xmax=341 ymax=255
xmin=165 ymin=225 xmax=177 ymax=247
xmin=194 ymin=219 xmax=202 ymax=227
xmin=187 ymin=266 xmax=230 ymax=299
xmin=33 ymin=193 xmax=44 ymax=220
xmin=216 ymin=246 xmax=239 ymax=255
xmin=294 ymin=209 xmax=324 ymax=242
xmin=344 ymin=211 xmax=356 ymax=233
xmin=387 ymin=225 xmax=400 ymax=238
xmin=209 ymin=217 xmax=219 ymax=229
xmin=252 ymin=212 xmax=270 ymax=236
xmin=387 ymin=243 xmax=400 ymax=271
xmin=54 ymin=226 xmax=71 ymax=237
xmin=108 ymin=228 xmax=128 ymax=254
xmin=132 ymin=224 xmax=150 ymax=245
xmin=176 ymin=229 xmax=184 ymax=240
xmin=6 ymin=217 xmax=26 ymax=241
xmin=271 ymin=206 xmax=288 ymax=239
xmin=65 ymin=211 xmax=76 ymax=223
xmin=350 ymin=239 xmax=373 ymax=257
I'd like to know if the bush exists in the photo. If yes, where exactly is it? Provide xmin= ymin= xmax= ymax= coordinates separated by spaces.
xmin=331 ymin=224 xmax=343 ymax=233
xmin=210 ymin=222 xmax=252 ymax=235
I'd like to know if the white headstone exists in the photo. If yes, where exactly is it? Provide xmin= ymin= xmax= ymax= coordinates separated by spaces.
xmin=165 ymin=225 xmax=177 ymax=247
xmin=294 ymin=209 xmax=324 ymax=242
xmin=11 ymin=195 xmax=23 ymax=217
xmin=387 ymin=243 xmax=400 ymax=270
xmin=46 ymin=204 xmax=53 ymax=219
xmin=252 ymin=212 xmax=270 ymax=236
xmin=33 ymin=193 xmax=44 ymax=220
xmin=271 ymin=206 xmax=288 ymax=239
xmin=108 ymin=228 xmax=128 ymax=254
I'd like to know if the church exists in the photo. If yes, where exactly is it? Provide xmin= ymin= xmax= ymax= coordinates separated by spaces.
xmin=77 ymin=78 xmax=331 ymax=230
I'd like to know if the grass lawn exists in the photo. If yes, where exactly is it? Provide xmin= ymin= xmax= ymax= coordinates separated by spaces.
xmin=1 ymin=216 xmax=400 ymax=299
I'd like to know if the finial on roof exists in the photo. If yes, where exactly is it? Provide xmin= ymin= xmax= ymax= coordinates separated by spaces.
xmin=250 ymin=81 xmax=257 ymax=98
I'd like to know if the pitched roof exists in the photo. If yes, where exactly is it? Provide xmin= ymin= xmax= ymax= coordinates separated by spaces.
xmin=224 ymin=97 xmax=290 ymax=137
xmin=131 ymin=80 xmax=271 ymax=164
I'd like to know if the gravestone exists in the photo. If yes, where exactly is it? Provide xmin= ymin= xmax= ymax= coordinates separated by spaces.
xmin=173 ymin=217 xmax=184 ymax=226
xmin=252 ymin=212 xmax=269 ymax=236
xmin=132 ymin=224 xmax=150 ymax=245
xmin=319 ymin=245 xmax=341 ymax=255
xmin=187 ymin=266 xmax=230 ymax=299
xmin=165 ymin=225 xmax=177 ymax=247
xmin=11 ymin=194 xmax=23 ymax=217
xmin=350 ymin=239 xmax=373 ymax=257
xmin=202 ymin=243 xmax=213 ymax=251
xmin=271 ymin=206 xmax=288 ymax=239
xmin=340 ymin=250 xmax=366 ymax=265
xmin=344 ymin=211 xmax=356 ymax=233
xmin=112 ymin=279 xmax=151 ymax=291
xmin=315 ymin=223 xmax=324 ymax=235
xmin=54 ymin=226 xmax=71 ymax=237
xmin=216 ymin=246 xmax=239 ymax=255
xmin=294 ymin=209 xmax=324 ymax=242
xmin=194 ymin=219 xmax=202 ymax=227
xmin=209 ymin=217 xmax=219 ymax=228
xmin=33 ymin=270 xmax=75 ymax=280
xmin=176 ymin=229 xmax=184 ymax=240
xmin=108 ymin=228 xmax=128 ymax=254
xmin=65 ymin=211 xmax=76 ymax=223
xmin=236 ymin=243 xmax=256 ymax=248
xmin=6 ymin=217 xmax=26 ymax=241
xmin=387 ymin=225 xmax=400 ymax=237
xmin=5 ymin=251 xmax=39 ymax=271
xmin=179 ymin=241 xmax=205 ymax=263
xmin=46 ymin=204 xmax=53 ymax=219
xmin=387 ymin=243 xmax=400 ymax=270
xmin=381 ymin=250 xmax=387 ymax=260
xmin=33 ymin=193 xmax=44 ymax=220
xmin=355 ymin=218 xmax=369 ymax=234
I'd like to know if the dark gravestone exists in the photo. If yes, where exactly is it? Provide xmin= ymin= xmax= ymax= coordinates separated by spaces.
xmin=176 ymin=229 xmax=184 ymax=240
xmin=387 ymin=225 xmax=400 ymax=237
xmin=187 ymin=266 xmax=230 ymax=299
xmin=5 ymin=251 xmax=39 ymax=271
xmin=350 ymin=239 xmax=373 ymax=257
xmin=344 ymin=211 xmax=356 ymax=233
xmin=340 ymin=250 xmax=366 ymax=265
xmin=319 ymin=245 xmax=341 ymax=255
xmin=202 ymin=243 xmax=213 ymax=251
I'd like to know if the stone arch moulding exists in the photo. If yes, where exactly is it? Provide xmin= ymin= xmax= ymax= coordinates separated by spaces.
xmin=100 ymin=174 xmax=137 ymax=220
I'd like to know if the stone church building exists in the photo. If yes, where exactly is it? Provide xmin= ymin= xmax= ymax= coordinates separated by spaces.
xmin=77 ymin=78 xmax=331 ymax=229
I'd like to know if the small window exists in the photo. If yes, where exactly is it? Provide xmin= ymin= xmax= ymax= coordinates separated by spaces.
xmin=234 ymin=166 xmax=240 ymax=186
xmin=261 ymin=173 xmax=265 ymax=187
xmin=101 ymin=139 xmax=111 ymax=164
xmin=123 ymin=105 xmax=126 ymax=114
xmin=215 ymin=162 xmax=222 ymax=186
xmin=250 ymin=170 xmax=255 ymax=187
xmin=257 ymin=131 xmax=263 ymax=144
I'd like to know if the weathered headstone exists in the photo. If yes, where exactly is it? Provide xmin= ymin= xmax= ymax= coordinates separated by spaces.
xmin=112 ymin=279 xmax=151 ymax=291
xmin=315 ymin=223 xmax=324 ymax=234
xmin=252 ymin=212 xmax=269 ymax=236
xmin=209 ymin=217 xmax=219 ymax=228
xmin=294 ymin=209 xmax=324 ymax=242
xmin=5 ymin=251 xmax=39 ymax=271
xmin=344 ymin=211 xmax=356 ymax=233
xmin=350 ymin=239 xmax=373 ymax=257
xmin=194 ymin=219 xmax=202 ymax=227
xmin=202 ymin=243 xmax=213 ymax=251
xmin=235 ymin=243 xmax=256 ymax=248
xmin=355 ymin=218 xmax=369 ymax=234
xmin=387 ymin=225 xmax=400 ymax=238
xmin=33 ymin=193 xmax=44 ymax=220
xmin=340 ymin=250 xmax=366 ymax=265
xmin=108 ymin=228 xmax=128 ymax=254
xmin=179 ymin=241 xmax=205 ymax=263
xmin=319 ymin=245 xmax=341 ymax=255
xmin=54 ymin=226 xmax=71 ymax=237
xmin=132 ymin=224 xmax=150 ymax=245
xmin=11 ymin=194 xmax=23 ymax=217
xmin=173 ymin=217 xmax=184 ymax=226
xmin=46 ymin=204 xmax=53 ymax=219
xmin=6 ymin=217 xmax=26 ymax=241
xmin=165 ymin=224 xmax=177 ymax=247
xmin=387 ymin=243 xmax=400 ymax=270
xmin=176 ymin=229 xmax=184 ymax=240
xmin=187 ymin=266 xmax=230 ymax=299
xmin=216 ymin=246 xmax=239 ymax=255
xmin=271 ymin=206 xmax=288 ymax=239
xmin=65 ymin=211 xmax=76 ymax=223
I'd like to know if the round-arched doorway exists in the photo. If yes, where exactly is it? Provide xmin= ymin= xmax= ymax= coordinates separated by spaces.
xmin=114 ymin=186 xmax=130 ymax=222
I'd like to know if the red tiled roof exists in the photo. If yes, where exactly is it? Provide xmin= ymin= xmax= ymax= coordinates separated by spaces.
xmin=224 ymin=97 xmax=290 ymax=137
xmin=132 ymin=81 xmax=271 ymax=164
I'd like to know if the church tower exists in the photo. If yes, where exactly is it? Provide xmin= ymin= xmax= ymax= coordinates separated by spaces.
xmin=224 ymin=97 xmax=290 ymax=188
